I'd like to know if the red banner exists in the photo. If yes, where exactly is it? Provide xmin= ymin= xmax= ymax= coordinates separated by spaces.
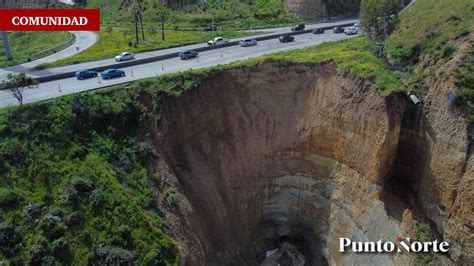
xmin=0 ymin=9 xmax=100 ymax=31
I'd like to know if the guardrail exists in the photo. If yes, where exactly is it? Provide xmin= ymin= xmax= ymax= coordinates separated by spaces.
xmin=35 ymin=22 xmax=355 ymax=83
xmin=31 ymin=33 xmax=76 ymax=60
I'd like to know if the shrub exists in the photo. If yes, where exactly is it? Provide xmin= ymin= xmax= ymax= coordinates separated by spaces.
xmin=0 ymin=223 xmax=23 ymax=257
xmin=39 ymin=217 xmax=65 ymax=241
xmin=143 ymin=250 xmax=168 ymax=266
xmin=89 ymin=189 xmax=107 ymax=215
xmin=90 ymin=245 xmax=135 ymax=265
xmin=442 ymin=44 xmax=457 ymax=59
xmin=112 ymin=225 xmax=133 ymax=248
xmin=65 ymin=211 xmax=83 ymax=227
xmin=51 ymin=237 xmax=71 ymax=261
xmin=27 ymin=244 xmax=48 ymax=265
xmin=0 ymin=189 xmax=23 ymax=210
xmin=67 ymin=145 xmax=89 ymax=160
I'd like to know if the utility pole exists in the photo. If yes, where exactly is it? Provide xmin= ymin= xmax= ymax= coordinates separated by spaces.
xmin=1 ymin=31 xmax=12 ymax=61
xmin=205 ymin=0 xmax=218 ymax=31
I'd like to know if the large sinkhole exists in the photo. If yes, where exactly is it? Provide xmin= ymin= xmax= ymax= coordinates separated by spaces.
xmin=155 ymin=61 xmax=406 ymax=265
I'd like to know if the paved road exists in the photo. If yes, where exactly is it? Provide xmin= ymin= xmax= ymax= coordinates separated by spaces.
xmin=0 ymin=31 xmax=98 ymax=75
xmin=244 ymin=20 xmax=355 ymax=33
xmin=0 ymin=29 xmax=358 ymax=108
xmin=0 ymin=19 xmax=357 ymax=82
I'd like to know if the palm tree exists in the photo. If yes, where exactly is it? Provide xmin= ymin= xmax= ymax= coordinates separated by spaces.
xmin=130 ymin=1 xmax=141 ymax=44
xmin=136 ymin=0 xmax=146 ymax=40
xmin=157 ymin=5 xmax=169 ymax=41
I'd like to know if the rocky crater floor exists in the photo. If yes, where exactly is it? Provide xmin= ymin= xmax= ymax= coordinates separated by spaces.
xmin=142 ymin=61 xmax=472 ymax=265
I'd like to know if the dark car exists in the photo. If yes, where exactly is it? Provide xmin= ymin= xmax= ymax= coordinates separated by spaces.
xmin=75 ymin=70 xmax=97 ymax=80
xmin=333 ymin=26 xmax=344 ymax=34
xmin=179 ymin=50 xmax=198 ymax=60
xmin=279 ymin=35 xmax=295 ymax=43
xmin=202 ymin=25 xmax=217 ymax=32
xmin=312 ymin=28 xmax=325 ymax=34
xmin=100 ymin=69 xmax=125 ymax=79
xmin=291 ymin=23 xmax=305 ymax=31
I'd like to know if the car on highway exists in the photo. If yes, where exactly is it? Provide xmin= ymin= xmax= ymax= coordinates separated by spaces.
xmin=75 ymin=70 xmax=97 ymax=80
xmin=239 ymin=38 xmax=258 ymax=47
xmin=291 ymin=23 xmax=305 ymax=31
xmin=279 ymin=35 xmax=295 ymax=43
xmin=207 ymin=37 xmax=229 ymax=46
xmin=354 ymin=22 xmax=361 ymax=27
xmin=179 ymin=50 xmax=199 ymax=60
xmin=333 ymin=26 xmax=344 ymax=34
xmin=344 ymin=26 xmax=359 ymax=35
xmin=115 ymin=52 xmax=135 ymax=62
xmin=202 ymin=25 xmax=217 ymax=32
xmin=312 ymin=28 xmax=325 ymax=34
xmin=101 ymin=69 xmax=125 ymax=79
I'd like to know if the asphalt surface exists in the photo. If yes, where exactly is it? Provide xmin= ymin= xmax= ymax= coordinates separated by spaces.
xmin=0 ymin=19 xmax=357 ymax=82
xmin=0 ymin=20 xmax=359 ymax=108
xmin=0 ymin=31 xmax=98 ymax=75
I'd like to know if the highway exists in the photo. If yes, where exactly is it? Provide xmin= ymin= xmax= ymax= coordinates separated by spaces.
xmin=0 ymin=19 xmax=357 ymax=81
xmin=0 ymin=21 xmax=358 ymax=108
xmin=0 ymin=31 xmax=99 ymax=75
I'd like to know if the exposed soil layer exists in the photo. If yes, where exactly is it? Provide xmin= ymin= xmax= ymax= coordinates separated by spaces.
xmin=148 ymin=61 xmax=472 ymax=265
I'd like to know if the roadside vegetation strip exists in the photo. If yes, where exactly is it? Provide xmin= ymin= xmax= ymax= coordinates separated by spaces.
xmin=0 ymin=31 xmax=73 ymax=68
xmin=36 ymin=29 xmax=254 ymax=69
xmin=86 ymin=0 xmax=300 ymax=31
xmin=269 ymin=37 xmax=404 ymax=94
xmin=33 ymin=22 xmax=355 ymax=83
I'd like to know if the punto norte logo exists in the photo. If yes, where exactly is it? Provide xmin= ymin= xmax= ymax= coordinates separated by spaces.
xmin=339 ymin=236 xmax=449 ymax=253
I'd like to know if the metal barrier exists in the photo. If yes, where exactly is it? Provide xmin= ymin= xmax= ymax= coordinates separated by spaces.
xmin=31 ymin=32 xmax=76 ymax=60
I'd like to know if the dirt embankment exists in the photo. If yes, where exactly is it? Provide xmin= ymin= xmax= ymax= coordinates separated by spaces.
xmin=140 ymin=60 xmax=471 ymax=265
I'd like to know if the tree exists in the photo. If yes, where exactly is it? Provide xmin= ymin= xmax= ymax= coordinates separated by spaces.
xmin=130 ymin=1 xmax=141 ymax=44
xmin=360 ymin=0 xmax=400 ymax=48
xmin=147 ymin=2 xmax=170 ymax=41
xmin=0 ymin=73 xmax=38 ymax=106
xmin=152 ymin=3 xmax=170 ymax=41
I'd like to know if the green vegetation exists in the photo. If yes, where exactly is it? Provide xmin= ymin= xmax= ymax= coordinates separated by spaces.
xmin=386 ymin=0 xmax=473 ymax=66
xmin=360 ymin=0 xmax=400 ymax=46
xmin=0 ymin=31 xmax=73 ymax=68
xmin=0 ymin=90 xmax=177 ymax=264
xmin=0 ymin=73 xmax=39 ymax=106
xmin=268 ymin=37 xmax=403 ymax=93
xmin=385 ymin=0 xmax=474 ymax=120
xmin=86 ymin=0 xmax=299 ymax=30
xmin=38 ymin=29 xmax=250 ymax=68
xmin=413 ymin=222 xmax=440 ymax=266
xmin=454 ymin=52 xmax=474 ymax=122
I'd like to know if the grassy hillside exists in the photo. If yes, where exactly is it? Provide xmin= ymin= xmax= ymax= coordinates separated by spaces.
xmin=0 ymin=32 xmax=73 ymax=68
xmin=0 ymin=90 xmax=177 ymax=265
xmin=86 ymin=0 xmax=299 ymax=30
xmin=386 ymin=0 xmax=473 ymax=66
xmin=386 ymin=0 xmax=474 ymax=121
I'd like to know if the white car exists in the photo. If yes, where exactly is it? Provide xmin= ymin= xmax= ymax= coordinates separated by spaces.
xmin=115 ymin=52 xmax=135 ymax=62
xmin=354 ymin=22 xmax=361 ymax=27
xmin=239 ymin=38 xmax=257 ymax=47
xmin=207 ymin=37 xmax=229 ymax=46
xmin=344 ymin=27 xmax=358 ymax=35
